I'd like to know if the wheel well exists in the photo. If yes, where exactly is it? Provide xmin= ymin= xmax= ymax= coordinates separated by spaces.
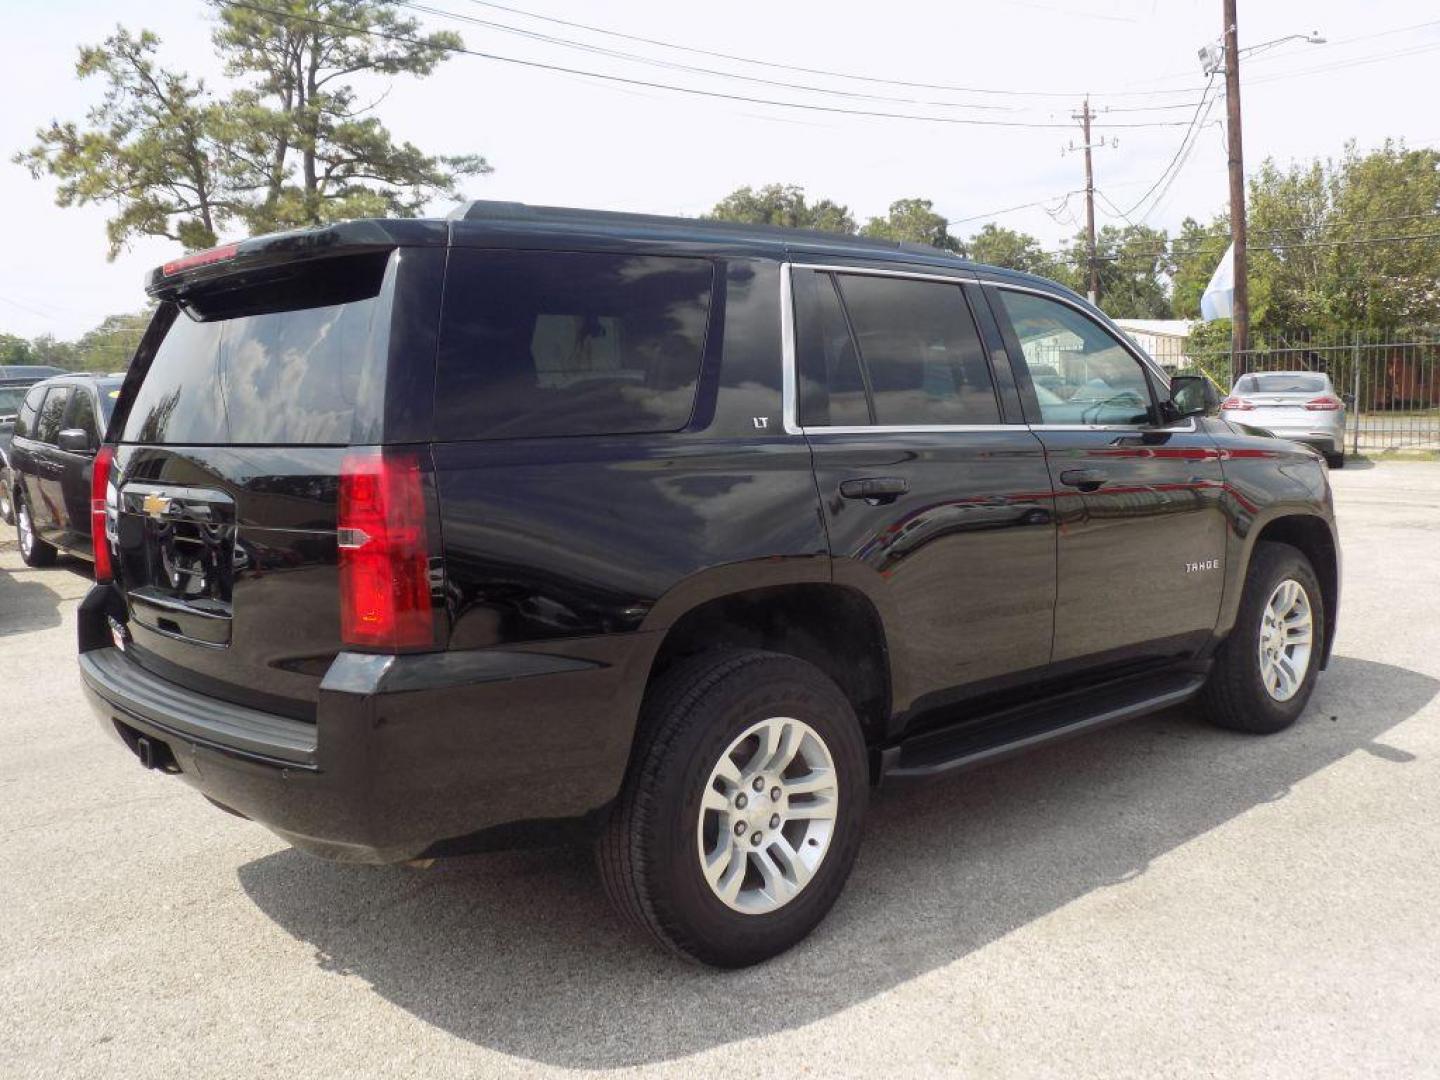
xmin=648 ymin=585 xmax=891 ymax=742
xmin=1253 ymin=514 xmax=1338 ymax=664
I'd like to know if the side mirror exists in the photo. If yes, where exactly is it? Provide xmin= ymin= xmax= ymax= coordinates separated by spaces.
xmin=1169 ymin=374 xmax=1217 ymax=419
xmin=56 ymin=428 xmax=93 ymax=454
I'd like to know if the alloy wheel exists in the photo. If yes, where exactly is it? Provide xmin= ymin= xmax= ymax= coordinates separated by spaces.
xmin=1258 ymin=578 xmax=1314 ymax=702
xmin=695 ymin=716 xmax=839 ymax=915
xmin=17 ymin=501 xmax=33 ymax=557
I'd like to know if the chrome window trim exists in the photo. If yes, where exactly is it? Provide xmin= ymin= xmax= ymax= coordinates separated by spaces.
xmin=805 ymin=424 xmax=1023 ymax=436
xmin=777 ymin=263 xmax=1190 ymax=438
xmin=778 ymin=261 xmax=1018 ymax=436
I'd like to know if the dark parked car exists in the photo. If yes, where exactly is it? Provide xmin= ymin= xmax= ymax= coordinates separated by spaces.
xmin=77 ymin=204 xmax=1338 ymax=967
xmin=1 ymin=382 xmax=38 ymax=525
xmin=8 ymin=373 xmax=123 ymax=563
xmin=2 ymin=369 xmax=72 ymax=524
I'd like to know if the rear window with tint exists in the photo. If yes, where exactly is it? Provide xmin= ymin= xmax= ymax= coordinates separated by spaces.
xmin=13 ymin=385 xmax=44 ymax=438
xmin=120 ymin=255 xmax=391 ymax=446
xmin=36 ymin=386 xmax=71 ymax=444
xmin=435 ymin=251 xmax=713 ymax=440
xmin=1234 ymin=373 xmax=1326 ymax=394
xmin=0 ymin=385 xmax=28 ymax=418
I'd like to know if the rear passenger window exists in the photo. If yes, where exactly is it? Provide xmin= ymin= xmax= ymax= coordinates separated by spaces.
xmin=796 ymin=271 xmax=870 ymax=426
xmin=67 ymin=391 xmax=101 ymax=447
xmin=436 ymin=251 xmax=714 ymax=440
xmin=836 ymin=275 xmax=1000 ymax=426
xmin=13 ymin=386 xmax=43 ymax=439
xmin=35 ymin=386 xmax=71 ymax=444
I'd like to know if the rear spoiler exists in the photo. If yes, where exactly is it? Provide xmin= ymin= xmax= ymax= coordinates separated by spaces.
xmin=145 ymin=219 xmax=448 ymax=300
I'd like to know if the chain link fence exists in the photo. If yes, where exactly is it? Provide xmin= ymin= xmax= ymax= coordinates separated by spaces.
xmin=1139 ymin=329 xmax=1440 ymax=454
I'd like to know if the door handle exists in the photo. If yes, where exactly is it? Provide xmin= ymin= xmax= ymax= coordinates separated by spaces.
xmin=839 ymin=476 xmax=909 ymax=502
xmin=1059 ymin=468 xmax=1107 ymax=492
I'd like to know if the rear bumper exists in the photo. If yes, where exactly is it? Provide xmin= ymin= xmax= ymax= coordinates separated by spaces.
xmin=79 ymin=590 xmax=658 ymax=863
xmin=1223 ymin=415 xmax=1344 ymax=454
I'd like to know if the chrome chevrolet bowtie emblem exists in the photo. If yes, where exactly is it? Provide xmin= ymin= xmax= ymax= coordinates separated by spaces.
xmin=141 ymin=492 xmax=173 ymax=519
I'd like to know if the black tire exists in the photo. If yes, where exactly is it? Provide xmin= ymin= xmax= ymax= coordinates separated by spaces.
xmin=1199 ymin=541 xmax=1324 ymax=734
xmin=598 ymin=648 xmax=869 ymax=968
xmin=15 ymin=493 xmax=57 ymax=568
xmin=1326 ymin=452 xmax=1345 ymax=469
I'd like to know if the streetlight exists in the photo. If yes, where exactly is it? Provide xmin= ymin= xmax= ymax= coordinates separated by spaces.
xmin=1201 ymin=9 xmax=1325 ymax=368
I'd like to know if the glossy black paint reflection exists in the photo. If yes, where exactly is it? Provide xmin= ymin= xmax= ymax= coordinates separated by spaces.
xmin=110 ymin=444 xmax=347 ymax=720
xmin=811 ymin=430 xmax=1056 ymax=723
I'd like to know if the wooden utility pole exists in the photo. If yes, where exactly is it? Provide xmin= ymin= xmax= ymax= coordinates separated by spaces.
xmin=1223 ymin=0 xmax=1249 ymax=369
xmin=1075 ymin=97 xmax=1100 ymax=305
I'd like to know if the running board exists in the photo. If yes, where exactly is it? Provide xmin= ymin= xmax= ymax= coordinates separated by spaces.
xmin=879 ymin=669 xmax=1208 ymax=783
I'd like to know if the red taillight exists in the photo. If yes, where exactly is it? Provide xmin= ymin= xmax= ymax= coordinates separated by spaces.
xmin=161 ymin=242 xmax=238 ymax=277
xmin=1305 ymin=396 xmax=1341 ymax=411
xmin=1221 ymin=397 xmax=1255 ymax=411
xmin=337 ymin=448 xmax=434 ymax=650
xmin=91 ymin=445 xmax=115 ymax=583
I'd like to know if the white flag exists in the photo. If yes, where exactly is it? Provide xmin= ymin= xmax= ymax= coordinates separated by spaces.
xmin=1200 ymin=242 xmax=1234 ymax=322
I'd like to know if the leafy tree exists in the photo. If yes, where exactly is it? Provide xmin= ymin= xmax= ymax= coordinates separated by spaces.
xmin=1169 ymin=214 xmax=1230 ymax=319
xmin=26 ymin=336 xmax=79 ymax=370
xmin=17 ymin=3 xmax=490 ymax=256
xmin=1320 ymin=140 xmax=1440 ymax=332
xmin=70 ymin=311 xmax=152 ymax=372
xmin=211 ymin=0 xmax=490 ymax=233
xmin=0 ymin=334 xmax=36 ymax=365
xmin=965 ymin=223 xmax=1064 ymax=279
xmin=707 ymin=184 xmax=856 ymax=233
xmin=1062 ymin=224 xmax=1172 ymax=318
xmin=14 ymin=28 xmax=239 ymax=256
xmin=1245 ymin=158 xmax=1330 ymax=338
xmin=860 ymin=197 xmax=960 ymax=250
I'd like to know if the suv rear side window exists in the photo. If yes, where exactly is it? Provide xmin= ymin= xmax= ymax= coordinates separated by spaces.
xmin=66 ymin=390 xmax=101 ymax=447
xmin=35 ymin=386 xmax=71 ymax=444
xmin=13 ymin=386 xmax=43 ymax=439
xmin=795 ymin=269 xmax=1001 ymax=427
xmin=435 ymin=251 xmax=713 ymax=440
xmin=120 ymin=253 xmax=392 ymax=446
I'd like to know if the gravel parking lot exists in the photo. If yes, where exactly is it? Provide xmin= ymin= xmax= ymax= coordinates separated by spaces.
xmin=3 ymin=462 xmax=1438 ymax=1079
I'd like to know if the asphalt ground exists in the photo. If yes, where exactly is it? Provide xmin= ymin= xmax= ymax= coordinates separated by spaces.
xmin=2 ymin=461 xmax=1438 ymax=1078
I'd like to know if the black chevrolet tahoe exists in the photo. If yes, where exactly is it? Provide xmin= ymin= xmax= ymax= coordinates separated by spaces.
xmin=78 ymin=202 xmax=1339 ymax=967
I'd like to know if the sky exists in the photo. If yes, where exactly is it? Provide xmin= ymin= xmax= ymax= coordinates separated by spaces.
xmin=2 ymin=0 xmax=1438 ymax=341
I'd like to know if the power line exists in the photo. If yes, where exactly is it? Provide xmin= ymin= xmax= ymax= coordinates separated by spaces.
xmin=404 ymin=2 xmax=1030 ymax=111
xmin=223 ymin=1 xmax=1200 ymax=129
xmin=1049 ymin=230 xmax=1440 ymax=262
xmin=450 ymin=0 xmax=1209 ymax=101
xmin=1117 ymin=74 xmax=1219 ymax=220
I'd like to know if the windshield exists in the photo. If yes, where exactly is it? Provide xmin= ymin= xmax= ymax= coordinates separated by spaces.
xmin=0 ymin=386 xmax=27 ymax=417
xmin=98 ymin=381 xmax=122 ymax=423
xmin=1234 ymin=373 xmax=1327 ymax=394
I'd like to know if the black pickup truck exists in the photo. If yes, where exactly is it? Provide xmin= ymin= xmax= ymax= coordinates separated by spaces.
xmin=77 ymin=203 xmax=1338 ymax=967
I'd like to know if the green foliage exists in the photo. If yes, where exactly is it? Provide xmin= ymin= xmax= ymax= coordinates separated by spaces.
xmin=1062 ymin=224 xmax=1173 ymax=319
xmin=1170 ymin=214 xmax=1230 ymax=319
xmin=1245 ymin=141 xmax=1440 ymax=339
xmin=0 ymin=310 xmax=152 ymax=374
xmin=0 ymin=334 xmax=36 ymax=365
xmin=860 ymin=197 xmax=960 ymax=251
xmin=707 ymin=184 xmax=856 ymax=233
xmin=211 ymin=0 xmax=490 ymax=234
xmin=14 ymin=28 xmax=238 ymax=257
xmin=965 ymin=223 xmax=1065 ymax=279
xmin=17 ymin=3 xmax=490 ymax=257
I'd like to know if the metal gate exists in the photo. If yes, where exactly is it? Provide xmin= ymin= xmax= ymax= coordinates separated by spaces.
xmin=1167 ymin=331 xmax=1440 ymax=454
